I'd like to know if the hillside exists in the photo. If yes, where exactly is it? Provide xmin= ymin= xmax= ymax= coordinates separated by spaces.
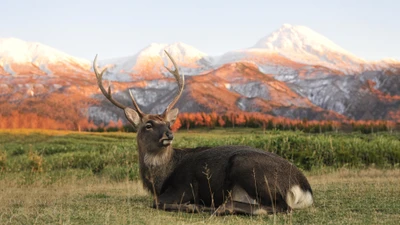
xmin=1 ymin=24 xmax=399 ymax=129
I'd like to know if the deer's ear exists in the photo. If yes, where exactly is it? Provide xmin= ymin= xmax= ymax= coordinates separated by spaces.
xmin=124 ymin=108 xmax=141 ymax=127
xmin=165 ymin=108 xmax=179 ymax=124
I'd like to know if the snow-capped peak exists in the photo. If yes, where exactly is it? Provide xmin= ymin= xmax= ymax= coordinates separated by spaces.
xmin=99 ymin=42 xmax=211 ymax=79
xmin=100 ymin=42 xmax=208 ymax=68
xmin=137 ymin=43 xmax=168 ymax=57
xmin=137 ymin=42 xmax=207 ymax=60
xmin=165 ymin=42 xmax=207 ymax=58
xmin=251 ymin=24 xmax=367 ymax=73
xmin=0 ymin=37 xmax=92 ymax=76
xmin=0 ymin=37 xmax=89 ymax=65
xmin=379 ymin=57 xmax=399 ymax=64
xmin=253 ymin=24 xmax=354 ymax=55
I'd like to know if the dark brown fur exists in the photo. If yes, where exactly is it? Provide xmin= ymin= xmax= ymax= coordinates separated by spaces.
xmin=135 ymin=117 xmax=313 ymax=215
xmin=93 ymin=52 xmax=313 ymax=215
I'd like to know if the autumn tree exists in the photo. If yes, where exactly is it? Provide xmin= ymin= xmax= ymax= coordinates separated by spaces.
xmin=235 ymin=114 xmax=246 ymax=127
xmin=171 ymin=117 xmax=182 ymax=131
xmin=218 ymin=117 xmax=226 ymax=127
xmin=194 ymin=113 xmax=204 ymax=127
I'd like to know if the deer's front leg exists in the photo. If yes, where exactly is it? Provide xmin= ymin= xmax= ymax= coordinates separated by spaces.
xmin=152 ymin=184 xmax=211 ymax=213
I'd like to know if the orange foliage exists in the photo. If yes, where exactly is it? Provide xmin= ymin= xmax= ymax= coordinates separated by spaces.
xmin=0 ymin=110 xmax=97 ymax=130
xmin=218 ymin=117 xmax=226 ymax=127
xmin=174 ymin=112 xmax=398 ymax=133
xmin=171 ymin=117 xmax=182 ymax=131
xmin=193 ymin=113 xmax=204 ymax=126
xmin=235 ymin=114 xmax=246 ymax=126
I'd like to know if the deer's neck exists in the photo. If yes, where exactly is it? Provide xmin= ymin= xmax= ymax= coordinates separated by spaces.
xmin=138 ymin=144 xmax=176 ymax=195
xmin=143 ymin=147 xmax=173 ymax=167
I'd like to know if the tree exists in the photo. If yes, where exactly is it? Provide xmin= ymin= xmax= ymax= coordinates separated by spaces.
xmin=194 ymin=113 xmax=204 ymax=127
xmin=171 ymin=118 xmax=182 ymax=131
xmin=235 ymin=114 xmax=246 ymax=127
xmin=218 ymin=117 xmax=226 ymax=128
xmin=202 ymin=113 xmax=212 ymax=128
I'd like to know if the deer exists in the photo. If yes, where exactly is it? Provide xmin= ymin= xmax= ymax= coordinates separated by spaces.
xmin=93 ymin=51 xmax=313 ymax=215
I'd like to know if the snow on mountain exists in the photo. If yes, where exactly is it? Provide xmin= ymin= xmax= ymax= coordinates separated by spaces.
xmin=251 ymin=24 xmax=368 ymax=73
xmin=4 ymin=24 xmax=396 ymax=79
xmin=0 ymin=38 xmax=90 ymax=76
xmin=0 ymin=38 xmax=89 ymax=64
xmin=217 ymin=24 xmax=398 ymax=75
xmin=254 ymin=24 xmax=353 ymax=55
xmin=375 ymin=58 xmax=400 ymax=69
xmin=2 ymin=27 xmax=400 ymax=123
xmin=98 ymin=42 xmax=213 ymax=80
xmin=216 ymin=48 xmax=305 ymax=81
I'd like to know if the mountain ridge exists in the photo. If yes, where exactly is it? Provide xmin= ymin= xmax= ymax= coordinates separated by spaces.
xmin=1 ymin=24 xmax=399 ymax=77
xmin=0 ymin=38 xmax=91 ymax=76
xmin=1 ymin=24 xmax=399 ymax=126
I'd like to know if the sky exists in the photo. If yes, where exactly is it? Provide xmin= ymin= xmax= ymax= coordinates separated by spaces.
xmin=1 ymin=0 xmax=399 ymax=61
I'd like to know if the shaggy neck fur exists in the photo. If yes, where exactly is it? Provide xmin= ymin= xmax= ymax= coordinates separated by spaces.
xmin=137 ymin=142 xmax=176 ymax=195
xmin=143 ymin=145 xmax=174 ymax=167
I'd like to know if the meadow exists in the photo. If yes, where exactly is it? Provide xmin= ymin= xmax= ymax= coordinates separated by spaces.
xmin=0 ymin=129 xmax=399 ymax=224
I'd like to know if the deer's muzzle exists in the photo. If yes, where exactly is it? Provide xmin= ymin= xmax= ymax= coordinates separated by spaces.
xmin=159 ymin=131 xmax=174 ymax=146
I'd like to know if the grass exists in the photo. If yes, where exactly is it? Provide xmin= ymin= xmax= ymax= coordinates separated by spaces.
xmin=0 ymin=128 xmax=400 ymax=224
xmin=1 ymin=128 xmax=399 ymax=174
xmin=1 ymin=169 xmax=399 ymax=224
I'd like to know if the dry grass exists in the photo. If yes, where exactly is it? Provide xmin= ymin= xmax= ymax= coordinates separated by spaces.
xmin=1 ymin=168 xmax=399 ymax=225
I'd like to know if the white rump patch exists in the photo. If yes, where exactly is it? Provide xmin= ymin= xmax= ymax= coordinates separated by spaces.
xmin=286 ymin=185 xmax=313 ymax=209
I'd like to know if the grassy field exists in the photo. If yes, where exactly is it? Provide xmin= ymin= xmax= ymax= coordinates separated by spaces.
xmin=0 ymin=129 xmax=399 ymax=224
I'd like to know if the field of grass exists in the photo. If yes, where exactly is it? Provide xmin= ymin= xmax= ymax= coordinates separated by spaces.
xmin=0 ymin=129 xmax=399 ymax=224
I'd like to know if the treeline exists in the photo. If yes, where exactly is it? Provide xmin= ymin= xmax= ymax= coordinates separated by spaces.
xmin=102 ymin=112 xmax=399 ymax=134
xmin=0 ymin=111 xmax=97 ymax=131
xmin=1 ymin=110 xmax=398 ymax=133
xmin=178 ymin=112 xmax=399 ymax=133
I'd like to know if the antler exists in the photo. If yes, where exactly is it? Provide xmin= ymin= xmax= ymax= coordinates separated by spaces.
xmin=93 ymin=51 xmax=184 ymax=116
xmin=163 ymin=50 xmax=185 ymax=114
xmin=93 ymin=55 xmax=144 ymax=115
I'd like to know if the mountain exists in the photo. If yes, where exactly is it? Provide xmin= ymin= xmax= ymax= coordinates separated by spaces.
xmin=97 ymin=42 xmax=214 ymax=81
xmin=0 ymin=38 xmax=96 ymax=110
xmin=253 ymin=24 xmax=366 ymax=72
xmin=0 ymin=38 xmax=91 ymax=77
xmin=218 ymin=24 xmax=395 ymax=75
xmin=1 ymin=24 xmax=399 ymax=129
xmin=88 ymin=61 xmax=346 ymax=124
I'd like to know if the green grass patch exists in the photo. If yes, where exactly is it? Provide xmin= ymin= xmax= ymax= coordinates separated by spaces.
xmin=0 ymin=129 xmax=399 ymax=224
xmin=0 ymin=129 xmax=399 ymax=178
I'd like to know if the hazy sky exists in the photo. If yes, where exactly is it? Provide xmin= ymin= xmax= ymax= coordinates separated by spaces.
xmin=1 ymin=0 xmax=399 ymax=61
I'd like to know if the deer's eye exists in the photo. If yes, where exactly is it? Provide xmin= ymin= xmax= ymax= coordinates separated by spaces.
xmin=145 ymin=123 xmax=153 ymax=130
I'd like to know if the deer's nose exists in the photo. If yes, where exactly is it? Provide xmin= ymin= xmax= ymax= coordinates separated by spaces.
xmin=166 ymin=131 xmax=174 ymax=140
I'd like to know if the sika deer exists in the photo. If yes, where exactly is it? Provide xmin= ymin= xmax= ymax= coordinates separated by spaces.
xmin=93 ymin=51 xmax=313 ymax=215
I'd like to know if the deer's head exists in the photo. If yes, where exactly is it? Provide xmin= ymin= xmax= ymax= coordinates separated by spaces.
xmin=93 ymin=51 xmax=184 ymax=155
